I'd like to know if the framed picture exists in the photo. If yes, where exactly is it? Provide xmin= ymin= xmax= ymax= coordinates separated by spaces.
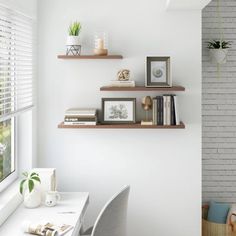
xmin=145 ymin=56 xmax=171 ymax=87
xmin=102 ymin=98 xmax=136 ymax=124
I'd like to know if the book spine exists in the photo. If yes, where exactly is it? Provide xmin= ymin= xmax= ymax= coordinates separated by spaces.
xmin=163 ymin=96 xmax=167 ymax=125
xmin=156 ymin=97 xmax=158 ymax=125
xmin=156 ymin=96 xmax=160 ymax=125
xmin=160 ymin=96 xmax=163 ymax=125
xmin=152 ymin=99 xmax=157 ymax=125
xmin=65 ymin=117 xmax=97 ymax=122
xmin=65 ymin=114 xmax=97 ymax=117
xmin=173 ymin=96 xmax=180 ymax=125
xmin=109 ymin=81 xmax=135 ymax=87
xmin=166 ymin=96 xmax=171 ymax=125
xmin=64 ymin=121 xmax=97 ymax=125
xmin=109 ymin=84 xmax=135 ymax=87
xmin=171 ymin=96 xmax=176 ymax=125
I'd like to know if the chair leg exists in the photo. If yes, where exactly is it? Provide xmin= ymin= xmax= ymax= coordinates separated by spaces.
xmin=80 ymin=226 xmax=93 ymax=235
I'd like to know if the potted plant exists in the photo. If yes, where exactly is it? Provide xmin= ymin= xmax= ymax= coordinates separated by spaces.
xmin=66 ymin=21 xmax=82 ymax=55
xmin=20 ymin=172 xmax=41 ymax=208
xmin=207 ymin=40 xmax=231 ymax=64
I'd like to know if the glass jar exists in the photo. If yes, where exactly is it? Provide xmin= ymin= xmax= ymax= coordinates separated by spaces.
xmin=94 ymin=32 xmax=108 ymax=50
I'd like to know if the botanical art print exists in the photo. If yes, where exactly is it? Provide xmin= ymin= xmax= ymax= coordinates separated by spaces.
xmin=102 ymin=98 xmax=136 ymax=124
xmin=109 ymin=104 xmax=128 ymax=119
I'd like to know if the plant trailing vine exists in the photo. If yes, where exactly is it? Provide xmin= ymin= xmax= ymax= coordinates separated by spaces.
xmin=19 ymin=172 xmax=41 ymax=194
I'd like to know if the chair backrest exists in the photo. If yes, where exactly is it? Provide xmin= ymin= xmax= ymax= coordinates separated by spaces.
xmin=91 ymin=185 xmax=130 ymax=236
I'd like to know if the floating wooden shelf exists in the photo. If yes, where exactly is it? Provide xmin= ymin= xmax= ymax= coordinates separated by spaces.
xmin=58 ymin=122 xmax=185 ymax=129
xmin=100 ymin=86 xmax=185 ymax=92
xmin=57 ymin=55 xmax=123 ymax=59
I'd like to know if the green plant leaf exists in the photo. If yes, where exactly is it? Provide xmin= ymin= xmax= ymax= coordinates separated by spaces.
xmin=31 ymin=176 xmax=41 ymax=183
xmin=68 ymin=21 xmax=81 ymax=36
xmin=28 ymin=179 xmax=34 ymax=193
xmin=19 ymin=179 xmax=26 ymax=194
xmin=30 ymin=172 xmax=38 ymax=177
xmin=22 ymin=172 xmax=28 ymax=178
xmin=207 ymin=40 xmax=232 ymax=49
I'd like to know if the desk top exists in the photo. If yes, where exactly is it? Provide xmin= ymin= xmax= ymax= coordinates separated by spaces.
xmin=0 ymin=192 xmax=89 ymax=236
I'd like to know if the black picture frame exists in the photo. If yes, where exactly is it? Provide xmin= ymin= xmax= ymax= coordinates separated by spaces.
xmin=102 ymin=98 xmax=136 ymax=124
xmin=145 ymin=56 xmax=171 ymax=87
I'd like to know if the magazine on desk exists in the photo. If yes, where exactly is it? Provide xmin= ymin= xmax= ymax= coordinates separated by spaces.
xmin=23 ymin=221 xmax=73 ymax=236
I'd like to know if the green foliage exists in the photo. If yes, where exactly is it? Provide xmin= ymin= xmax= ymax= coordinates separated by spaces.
xmin=0 ymin=119 xmax=12 ymax=182
xmin=19 ymin=172 xmax=41 ymax=194
xmin=207 ymin=40 xmax=232 ymax=49
xmin=68 ymin=21 xmax=81 ymax=36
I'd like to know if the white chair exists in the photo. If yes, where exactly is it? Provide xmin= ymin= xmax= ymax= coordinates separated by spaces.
xmin=80 ymin=185 xmax=130 ymax=236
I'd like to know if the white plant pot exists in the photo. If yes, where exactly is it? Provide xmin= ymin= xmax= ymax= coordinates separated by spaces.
xmin=210 ymin=49 xmax=228 ymax=64
xmin=23 ymin=189 xmax=41 ymax=208
xmin=66 ymin=36 xmax=80 ymax=46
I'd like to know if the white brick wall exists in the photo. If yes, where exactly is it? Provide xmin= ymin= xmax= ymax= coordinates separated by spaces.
xmin=203 ymin=0 xmax=236 ymax=203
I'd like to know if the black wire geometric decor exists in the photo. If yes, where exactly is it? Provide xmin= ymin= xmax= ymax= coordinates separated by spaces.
xmin=66 ymin=45 xmax=81 ymax=56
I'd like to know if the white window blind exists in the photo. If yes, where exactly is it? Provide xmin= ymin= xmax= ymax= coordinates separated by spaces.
xmin=0 ymin=5 xmax=35 ymax=122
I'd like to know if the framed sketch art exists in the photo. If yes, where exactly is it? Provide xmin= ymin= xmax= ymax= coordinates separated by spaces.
xmin=102 ymin=98 xmax=136 ymax=124
xmin=145 ymin=56 xmax=171 ymax=87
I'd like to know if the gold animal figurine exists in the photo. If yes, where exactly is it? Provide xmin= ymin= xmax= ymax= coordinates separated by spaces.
xmin=141 ymin=96 xmax=153 ymax=125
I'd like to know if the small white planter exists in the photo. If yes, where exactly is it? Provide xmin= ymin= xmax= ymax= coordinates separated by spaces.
xmin=210 ymin=49 xmax=228 ymax=64
xmin=23 ymin=189 xmax=41 ymax=208
xmin=66 ymin=36 xmax=81 ymax=55
xmin=66 ymin=36 xmax=80 ymax=46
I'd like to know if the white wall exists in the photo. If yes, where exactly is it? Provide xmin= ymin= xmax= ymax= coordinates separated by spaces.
xmin=38 ymin=1 xmax=201 ymax=235
xmin=0 ymin=0 xmax=37 ymax=18
xmin=166 ymin=0 xmax=211 ymax=10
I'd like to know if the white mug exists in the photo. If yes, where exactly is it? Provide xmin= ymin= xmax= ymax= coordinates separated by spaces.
xmin=45 ymin=191 xmax=60 ymax=207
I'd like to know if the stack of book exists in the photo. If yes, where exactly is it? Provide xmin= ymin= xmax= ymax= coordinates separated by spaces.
xmin=64 ymin=108 xmax=97 ymax=125
xmin=108 ymin=80 xmax=135 ymax=87
xmin=152 ymin=95 xmax=179 ymax=126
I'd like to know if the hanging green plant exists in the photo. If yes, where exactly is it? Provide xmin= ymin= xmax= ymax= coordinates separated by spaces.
xmin=207 ymin=40 xmax=231 ymax=65
xmin=206 ymin=0 xmax=232 ymax=78
xmin=207 ymin=40 xmax=231 ymax=49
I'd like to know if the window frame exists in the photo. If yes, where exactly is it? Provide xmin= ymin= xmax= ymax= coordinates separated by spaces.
xmin=0 ymin=117 xmax=17 ymax=193
xmin=0 ymin=4 xmax=34 ymax=193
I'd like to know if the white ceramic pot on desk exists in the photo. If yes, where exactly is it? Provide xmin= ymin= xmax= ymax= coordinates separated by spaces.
xmin=24 ymin=189 xmax=41 ymax=208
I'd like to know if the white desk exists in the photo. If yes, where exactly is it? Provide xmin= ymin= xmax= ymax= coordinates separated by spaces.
xmin=0 ymin=192 xmax=89 ymax=236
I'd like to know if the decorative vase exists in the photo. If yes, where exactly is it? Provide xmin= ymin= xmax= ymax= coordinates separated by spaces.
xmin=23 ymin=189 xmax=41 ymax=208
xmin=66 ymin=36 xmax=81 ymax=55
xmin=210 ymin=49 xmax=228 ymax=64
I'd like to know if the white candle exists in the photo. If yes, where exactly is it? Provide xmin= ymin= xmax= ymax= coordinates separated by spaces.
xmin=97 ymin=38 xmax=104 ymax=49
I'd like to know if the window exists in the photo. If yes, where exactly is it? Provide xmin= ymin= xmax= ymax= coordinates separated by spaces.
xmin=0 ymin=5 xmax=34 ymax=192
xmin=0 ymin=118 xmax=14 ymax=183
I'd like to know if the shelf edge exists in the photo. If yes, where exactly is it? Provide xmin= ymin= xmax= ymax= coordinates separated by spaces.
xmin=100 ymin=86 xmax=185 ymax=92
xmin=57 ymin=55 xmax=123 ymax=59
xmin=58 ymin=122 xmax=185 ymax=129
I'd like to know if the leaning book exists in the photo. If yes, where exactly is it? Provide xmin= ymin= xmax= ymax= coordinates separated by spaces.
xmin=22 ymin=221 xmax=73 ymax=236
